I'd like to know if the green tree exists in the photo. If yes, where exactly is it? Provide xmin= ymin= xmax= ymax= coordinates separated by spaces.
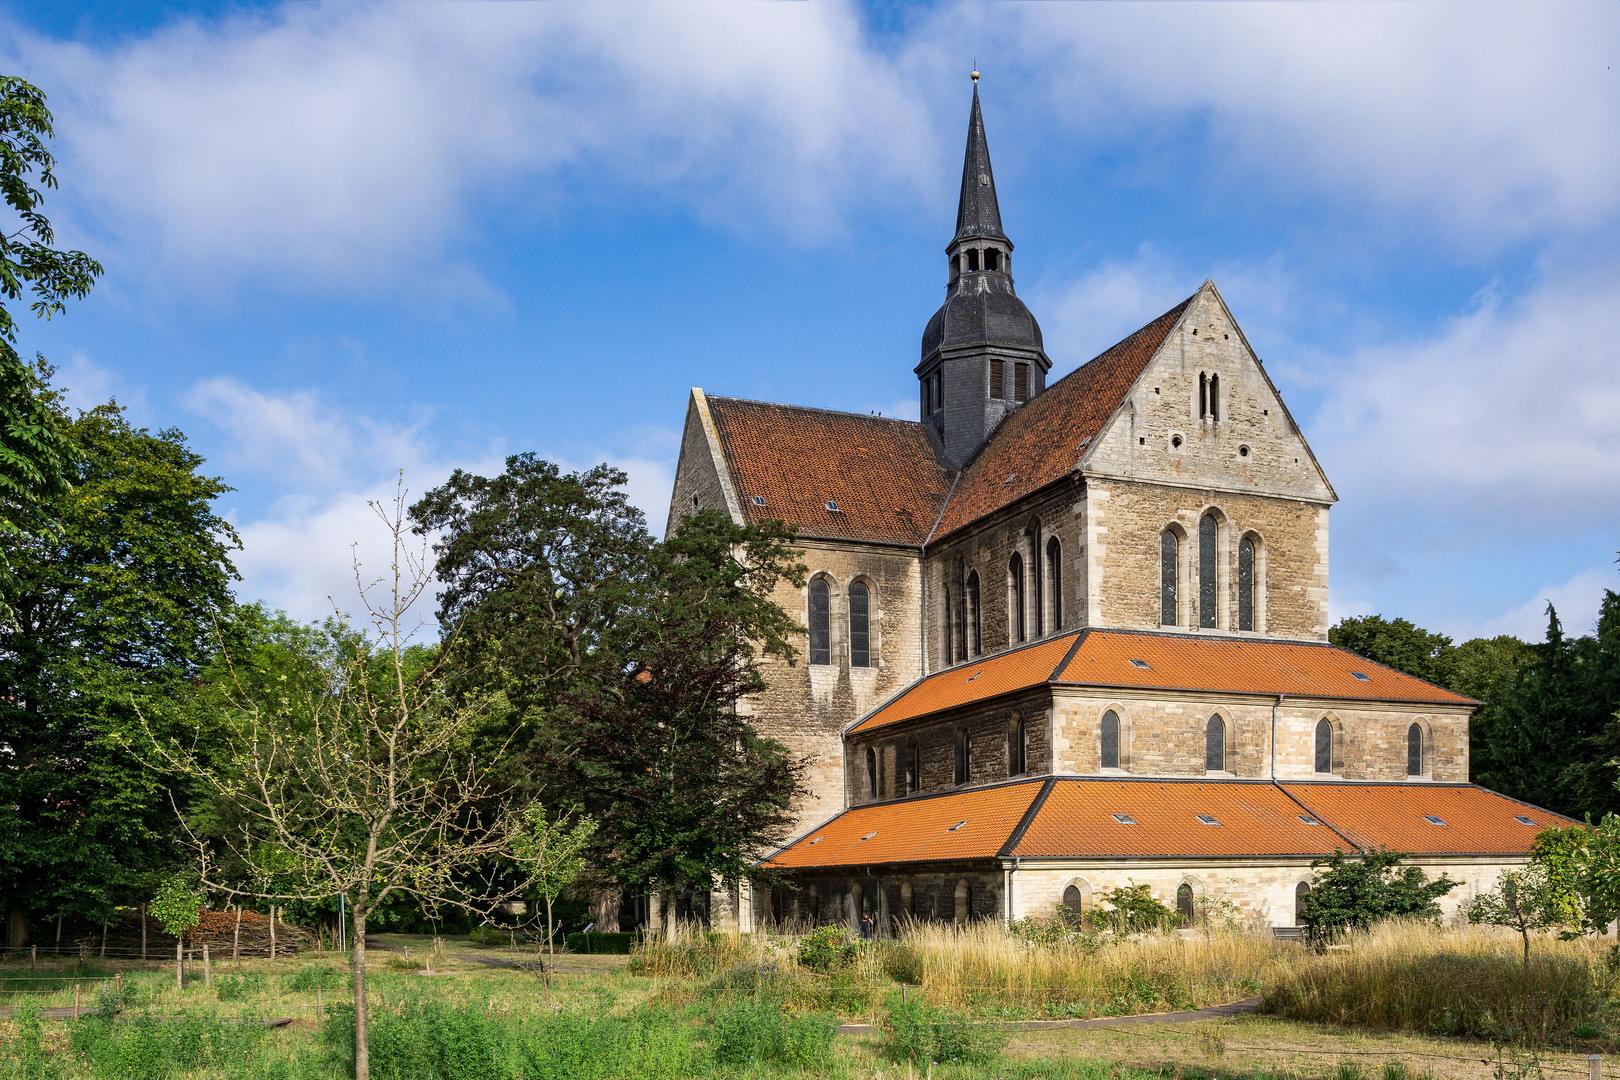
xmin=1297 ymin=849 xmax=1459 ymax=945
xmin=542 ymin=510 xmax=808 ymax=938
xmin=148 ymin=874 xmax=203 ymax=988
xmin=512 ymin=803 xmax=597 ymax=970
xmin=0 ymin=402 xmax=239 ymax=946
xmin=1570 ymin=812 xmax=1620 ymax=935
xmin=1466 ymin=866 xmax=1570 ymax=962
xmin=1329 ymin=615 xmax=1454 ymax=687
xmin=1097 ymin=882 xmax=1175 ymax=933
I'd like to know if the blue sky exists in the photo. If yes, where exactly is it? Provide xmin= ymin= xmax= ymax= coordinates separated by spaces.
xmin=4 ymin=0 xmax=1618 ymax=642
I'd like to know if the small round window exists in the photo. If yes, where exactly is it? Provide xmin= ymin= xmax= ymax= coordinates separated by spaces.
xmin=1238 ymin=445 xmax=1250 ymax=457
xmin=1170 ymin=434 xmax=1183 ymax=450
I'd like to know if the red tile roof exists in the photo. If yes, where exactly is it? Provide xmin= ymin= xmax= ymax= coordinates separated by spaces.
xmin=930 ymin=296 xmax=1194 ymax=541
xmin=1010 ymin=780 xmax=1345 ymax=859
xmin=850 ymin=629 xmax=1473 ymax=734
xmin=764 ymin=778 xmax=1572 ymax=870
xmin=1280 ymin=783 xmax=1576 ymax=856
xmin=707 ymin=397 xmax=952 ymax=545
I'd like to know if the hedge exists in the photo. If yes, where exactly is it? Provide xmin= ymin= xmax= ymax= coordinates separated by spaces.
xmin=564 ymin=931 xmax=638 ymax=955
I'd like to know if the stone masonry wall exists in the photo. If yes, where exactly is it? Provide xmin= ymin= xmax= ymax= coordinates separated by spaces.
xmin=847 ymin=688 xmax=1053 ymax=802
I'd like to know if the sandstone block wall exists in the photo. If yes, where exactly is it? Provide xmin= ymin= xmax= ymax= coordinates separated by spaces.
xmin=847 ymin=688 xmax=1053 ymax=802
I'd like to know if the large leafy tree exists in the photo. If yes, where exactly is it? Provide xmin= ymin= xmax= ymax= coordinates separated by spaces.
xmin=1329 ymin=615 xmax=1454 ymax=687
xmin=0 ymin=403 xmax=239 ymax=944
xmin=1298 ymin=849 xmax=1458 ymax=945
xmin=546 ymin=510 xmax=808 ymax=935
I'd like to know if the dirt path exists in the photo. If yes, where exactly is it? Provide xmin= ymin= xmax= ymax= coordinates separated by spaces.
xmin=834 ymin=996 xmax=1261 ymax=1034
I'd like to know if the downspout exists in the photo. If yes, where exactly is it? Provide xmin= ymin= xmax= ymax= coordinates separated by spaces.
xmin=1271 ymin=694 xmax=1284 ymax=779
xmin=1006 ymin=856 xmax=1022 ymax=925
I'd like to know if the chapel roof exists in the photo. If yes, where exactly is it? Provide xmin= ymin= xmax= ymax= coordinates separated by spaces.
xmin=763 ymin=777 xmax=1574 ymax=869
xmin=705 ymin=396 xmax=952 ymax=546
xmin=848 ymin=627 xmax=1477 ymax=735
xmin=928 ymin=294 xmax=1194 ymax=541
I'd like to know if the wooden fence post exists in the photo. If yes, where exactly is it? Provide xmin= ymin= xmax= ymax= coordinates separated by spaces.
xmin=100 ymin=922 xmax=107 ymax=958
xmin=233 ymin=905 xmax=242 ymax=962
xmin=30 ymin=944 xmax=36 ymax=974
xmin=73 ymin=982 xmax=79 ymax=1020
xmin=269 ymin=907 xmax=277 ymax=960
xmin=203 ymin=941 xmax=211 ymax=988
xmin=176 ymin=939 xmax=183 ymax=990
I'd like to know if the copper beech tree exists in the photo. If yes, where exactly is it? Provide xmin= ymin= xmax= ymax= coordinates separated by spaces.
xmin=146 ymin=487 xmax=544 ymax=1080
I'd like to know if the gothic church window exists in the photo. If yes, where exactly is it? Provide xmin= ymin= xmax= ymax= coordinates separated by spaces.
xmin=1238 ymin=537 xmax=1255 ymax=632
xmin=1199 ymin=372 xmax=1208 ymax=418
xmin=1206 ymin=714 xmax=1226 ymax=773
xmin=1009 ymin=553 xmax=1026 ymax=643
xmin=990 ymin=359 xmax=1004 ymax=400
xmin=1046 ymin=537 xmax=1062 ymax=630
xmin=1161 ymin=531 xmax=1179 ymax=626
xmin=1008 ymin=713 xmax=1027 ymax=777
xmin=1199 ymin=513 xmax=1218 ymax=629
xmin=1176 ymin=884 xmax=1195 ymax=924
xmin=1295 ymin=881 xmax=1311 ymax=924
xmin=1100 ymin=710 xmax=1121 ymax=770
xmin=1063 ymin=885 xmax=1085 ymax=914
xmin=906 ymin=737 xmax=920 ymax=795
xmin=809 ymin=578 xmax=831 ymax=665
xmin=1407 ymin=724 xmax=1425 ymax=776
xmin=966 ymin=571 xmax=981 ymax=657
xmin=1314 ymin=718 xmax=1333 ymax=774
xmin=849 ymin=582 xmax=871 ymax=667
xmin=1210 ymin=374 xmax=1220 ymax=420
xmin=954 ymin=724 xmax=971 ymax=785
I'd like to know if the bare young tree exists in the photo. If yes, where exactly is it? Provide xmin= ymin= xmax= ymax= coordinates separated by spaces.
xmin=145 ymin=483 xmax=535 ymax=1080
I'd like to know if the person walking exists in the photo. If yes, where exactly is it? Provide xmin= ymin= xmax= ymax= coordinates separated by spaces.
xmin=859 ymin=912 xmax=873 ymax=941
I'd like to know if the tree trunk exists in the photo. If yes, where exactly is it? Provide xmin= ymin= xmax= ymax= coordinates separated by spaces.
xmin=665 ymin=884 xmax=677 ymax=944
xmin=100 ymin=922 xmax=107 ymax=957
xmin=6 ymin=906 xmax=26 ymax=950
xmin=352 ymin=907 xmax=370 ymax=1080
xmin=55 ymin=914 xmax=62 ymax=954
xmin=1521 ymin=924 xmax=1531 ymax=963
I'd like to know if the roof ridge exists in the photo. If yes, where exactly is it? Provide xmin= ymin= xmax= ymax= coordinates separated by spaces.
xmin=999 ymin=777 xmax=1056 ymax=857
xmin=1272 ymin=781 xmax=1365 ymax=854
xmin=707 ymin=395 xmax=924 ymax=426
xmin=1042 ymin=293 xmax=1198 ymax=396
xmin=1048 ymin=628 xmax=1090 ymax=682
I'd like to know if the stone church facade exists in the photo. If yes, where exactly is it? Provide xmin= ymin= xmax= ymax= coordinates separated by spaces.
xmin=660 ymin=82 xmax=1570 ymax=934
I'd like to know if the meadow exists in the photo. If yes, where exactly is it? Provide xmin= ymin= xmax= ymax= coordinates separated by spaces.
xmin=0 ymin=920 xmax=1614 ymax=1079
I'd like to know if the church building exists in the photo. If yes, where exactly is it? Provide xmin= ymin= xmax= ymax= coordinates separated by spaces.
xmin=664 ymin=79 xmax=1570 ymax=934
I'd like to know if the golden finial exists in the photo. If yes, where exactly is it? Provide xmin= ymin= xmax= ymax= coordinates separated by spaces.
xmin=971 ymin=66 xmax=979 ymax=84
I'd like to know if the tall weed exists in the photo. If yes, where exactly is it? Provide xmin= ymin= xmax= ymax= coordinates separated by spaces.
xmin=882 ymin=994 xmax=1007 ymax=1067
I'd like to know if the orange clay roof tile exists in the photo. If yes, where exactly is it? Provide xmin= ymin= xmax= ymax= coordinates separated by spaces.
xmin=1279 ymin=783 xmax=1578 ymax=856
xmin=764 ymin=780 xmax=1045 ymax=868
xmin=1008 ymin=780 xmax=1346 ymax=859
xmin=707 ymin=397 xmax=951 ymax=546
xmin=766 ymin=779 xmax=1569 ymax=870
xmin=931 ymin=295 xmax=1194 ymax=541
xmin=850 ymin=629 xmax=1473 ymax=735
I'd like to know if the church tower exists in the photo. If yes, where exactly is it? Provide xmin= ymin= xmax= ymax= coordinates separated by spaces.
xmin=918 ymin=77 xmax=1051 ymax=470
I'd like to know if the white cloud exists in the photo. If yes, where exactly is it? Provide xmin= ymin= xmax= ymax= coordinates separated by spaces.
xmin=14 ymin=0 xmax=932 ymax=293
xmin=1449 ymin=566 xmax=1615 ymax=643
xmin=53 ymin=353 xmax=148 ymax=418
xmin=1309 ymin=267 xmax=1620 ymax=529
xmin=1004 ymin=0 xmax=1620 ymax=244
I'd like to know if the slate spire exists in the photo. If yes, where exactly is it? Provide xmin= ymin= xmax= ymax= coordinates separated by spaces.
xmin=952 ymin=82 xmax=1007 ymax=246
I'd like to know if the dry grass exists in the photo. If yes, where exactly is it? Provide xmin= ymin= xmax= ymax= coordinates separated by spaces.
xmin=1261 ymin=919 xmax=1617 ymax=1042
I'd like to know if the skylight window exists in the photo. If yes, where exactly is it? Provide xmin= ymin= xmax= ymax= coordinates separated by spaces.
xmin=1297 ymin=815 xmax=1320 ymax=825
xmin=1196 ymin=815 xmax=1220 ymax=825
xmin=807 ymin=837 xmax=822 ymax=845
xmin=1349 ymin=672 xmax=1372 ymax=682
xmin=825 ymin=501 xmax=841 ymax=512
xmin=751 ymin=495 xmax=767 ymax=506
xmin=859 ymin=831 xmax=877 ymax=841
xmin=966 ymin=671 xmax=984 ymax=682
xmin=1128 ymin=659 xmax=1152 ymax=670
xmin=1514 ymin=816 xmax=1538 ymax=827
xmin=1423 ymin=815 xmax=1447 ymax=826
xmin=1112 ymin=814 xmax=1136 ymax=825
xmin=947 ymin=821 xmax=968 ymax=832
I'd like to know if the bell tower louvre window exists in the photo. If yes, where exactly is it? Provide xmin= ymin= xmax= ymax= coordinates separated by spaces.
xmin=990 ymin=359 xmax=1004 ymax=400
xmin=1014 ymin=363 xmax=1029 ymax=403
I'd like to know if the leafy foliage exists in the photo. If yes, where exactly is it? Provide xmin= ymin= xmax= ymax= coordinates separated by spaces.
xmin=1298 ymin=849 xmax=1459 ymax=944
xmin=147 ymin=875 xmax=203 ymax=941
xmin=883 ymin=994 xmax=1008 ymax=1067
xmin=796 ymin=924 xmax=859 ymax=972
xmin=1466 ymin=865 xmax=1572 ymax=961
xmin=1098 ymin=883 xmax=1175 ymax=933
xmin=513 ymin=803 xmax=597 ymax=964
xmin=1329 ymin=615 xmax=1455 ymax=687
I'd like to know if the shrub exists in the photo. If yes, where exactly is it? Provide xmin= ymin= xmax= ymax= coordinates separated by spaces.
xmin=323 ymin=999 xmax=506 ymax=1080
xmin=882 ymin=994 xmax=1006 ymax=1067
xmin=1098 ymin=883 xmax=1175 ymax=933
xmin=1299 ymin=850 xmax=1459 ymax=945
xmin=215 ymin=970 xmax=268 ymax=1001
xmin=796 ymin=925 xmax=858 ymax=972
xmin=564 ymin=931 xmax=638 ymax=955
xmin=710 ymin=999 xmax=834 ymax=1069
xmin=67 ymin=1014 xmax=270 ymax=1080
xmin=285 ymin=965 xmax=346 ymax=991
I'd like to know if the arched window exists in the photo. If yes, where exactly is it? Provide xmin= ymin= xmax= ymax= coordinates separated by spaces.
xmin=955 ymin=558 xmax=968 ymax=663
xmin=954 ymin=879 xmax=971 ymax=924
xmin=1100 ymin=710 xmax=1121 ymax=770
xmin=1161 ymin=531 xmax=1179 ymax=626
xmin=1199 ymin=372 xmax=1208 ymax=418
xmin=1176 ymin=884 xmax=1195 ymax=924
xmin=809 ymin=578 xmax=831 ymax=665
xmin=1199 ymin=513 xmax=1218 ymax=629
xmin=849 ymin=582 xmax=870 ymax=667
xmin=1046 ymin=536 xmax=1062 ymax=631
xmin=1238 ymin=537 xmax=1255 ymax=632
xmin=1314 ymin=718 xmax=1333 ymax=774
xmin=1407 ymin=724 xmax=1425 ymax=776
xmin=1295 ymin=881 xmax=1311 ymax=925
xmin=1205 ymin=714 xmax=1226 ymax=773
xmin=906 ymin=737 xmax=920 ymax=795
xmin=1009 ymin=553 xmax=1026 ymax=643
xmin=849 ymin=881 xmax=864 ymax=931
xmin=940 ymin=586 xmax=952 ymax=667
xmin=865 ymin=746 xmax=878 ymax=800
xmin=1008 ymin=714 xmax=1027 ymax=777
xmin=967 ymin=249 xmax=981 ymax=272
xmin=966 ymin=571 xmax=982 ymax=657
xmin=1209 ymin=373 xmax=1220 ymax=421
xmin=985 ymin=248 xmax=1001 ymax=272
xmin=954 ymin=724 xmax=971 ymax=785
xmin=1063 ymin=885 xmax=1084 ymax=914
xmin=900 ymin=880 xmax=914 ymax=915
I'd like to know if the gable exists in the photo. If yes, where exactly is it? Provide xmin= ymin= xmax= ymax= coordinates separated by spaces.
xmin=705 ymin=395 xmax=951 ymax=546
xmin=1081 ymin=283 xmax=1335 ymax=504
xmin=930 ymin=296 xmax=1193 ymax=541
xmin=666 ymin=389 xmax=745 ymax=537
